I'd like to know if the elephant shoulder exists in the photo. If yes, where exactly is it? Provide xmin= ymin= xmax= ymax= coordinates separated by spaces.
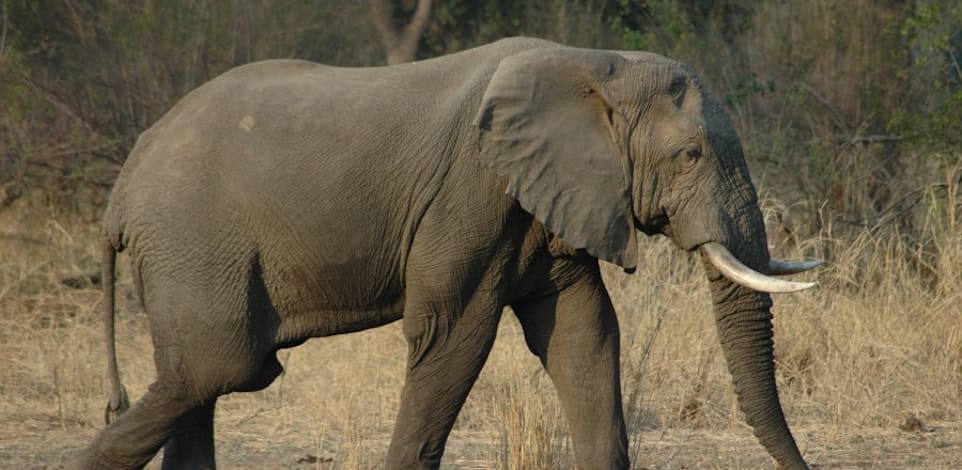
xmin=487 ymin=36 xmax=562 ymax=53
xmin=215 ymin=59 xmax=333 ymax=83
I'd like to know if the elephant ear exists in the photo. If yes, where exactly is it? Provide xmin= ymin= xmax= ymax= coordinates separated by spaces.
xmin=474 ymin=48 xmax=637 ymax=271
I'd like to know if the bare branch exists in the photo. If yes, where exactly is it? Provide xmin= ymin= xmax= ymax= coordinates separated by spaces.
xmin=0 ymin=2 xmax=8 ymax=66
xmin=792 ymin=81 xmax=851 ymax=135
xmin=844 ymin=135 xmax=907 ymax=145
xmin=369 ymin=0 xmax=399 ymax=45
xmin=403 ymin=0 xmax=433 ymax=40
xmin=31 ymin=139 xmax=124 ymax=162
xmin=950 ymin=48 xmax=962 ymax=85
xmin=369 ymin=0 xmax=433 ymax=65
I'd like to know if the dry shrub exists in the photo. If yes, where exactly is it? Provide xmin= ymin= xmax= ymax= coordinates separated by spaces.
xmin=0 ymin=202 xmax=155 ymax=434
xmin=487 ymin=340 xmax=571 ymax=470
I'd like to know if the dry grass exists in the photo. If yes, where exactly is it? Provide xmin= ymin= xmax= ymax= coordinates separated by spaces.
xmin=0 ymin=164 xmax=960 ymax=469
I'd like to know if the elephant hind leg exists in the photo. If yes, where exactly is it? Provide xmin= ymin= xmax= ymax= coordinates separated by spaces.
xmin=83 ymin=238 xmax=292 ymax=468
xmin=79 ymin=334 xmax=273 ymax=468
xmin=161 ymin=398 xmax=217 ymax=470
xmin=77 ymin=379 xmax=207 ymax=469
xmin=156 ymin=351 xmax=281 ymax=469
xmin=233 ymin=351 xmax=284 ymax=393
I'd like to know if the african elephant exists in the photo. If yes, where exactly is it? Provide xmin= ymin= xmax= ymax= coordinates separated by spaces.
xmin=79 ymin=37 xmax=821 ymax=469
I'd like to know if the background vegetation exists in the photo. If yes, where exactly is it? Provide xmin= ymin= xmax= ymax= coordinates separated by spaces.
xmin=2 ymin=0 xmax=961 ymax=225
xmin=1 ymin=1 xmax=960 ymax=468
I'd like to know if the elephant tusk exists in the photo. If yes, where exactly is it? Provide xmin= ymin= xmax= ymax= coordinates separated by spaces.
xmin=700 ymin=242 xmax=815 ymax=293
xmin=769 ymin=258 xmax=824 ymax=275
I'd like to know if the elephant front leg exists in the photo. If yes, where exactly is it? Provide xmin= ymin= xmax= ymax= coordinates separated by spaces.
xmin=385 ymin=290 xmax=503 ymax=469
xmin=512 ymin=271 xmax=629 ymax=470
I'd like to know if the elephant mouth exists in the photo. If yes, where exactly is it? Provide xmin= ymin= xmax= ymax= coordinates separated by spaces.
xmin=634 ymin=213 xmax=668 ymax=236
xmin=632 ymin=215 xmax=824 ymax=293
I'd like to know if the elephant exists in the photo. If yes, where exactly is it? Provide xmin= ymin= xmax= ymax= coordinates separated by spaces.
xmin=78 ymin=37 xmax=823 ymax=469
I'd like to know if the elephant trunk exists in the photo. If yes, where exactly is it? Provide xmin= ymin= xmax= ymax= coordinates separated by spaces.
xmin=702 ymin=260 xmax=809 ymax=470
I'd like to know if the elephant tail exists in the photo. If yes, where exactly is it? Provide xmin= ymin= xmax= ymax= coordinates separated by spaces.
xmin=102 ymin=238 xmax=129 ymax=424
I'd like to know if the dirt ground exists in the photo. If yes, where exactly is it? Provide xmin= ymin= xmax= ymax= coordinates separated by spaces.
xmin=2 ymin=419 xmax=960 ymax=469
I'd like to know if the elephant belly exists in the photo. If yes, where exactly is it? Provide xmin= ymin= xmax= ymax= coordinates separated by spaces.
xmin=258 ymin=242 xmax=407 ymax=340
xmin=275 ymin=304 xmax=405 ymax=345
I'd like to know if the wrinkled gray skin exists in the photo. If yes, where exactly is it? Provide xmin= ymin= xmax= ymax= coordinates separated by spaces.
xmin=79 ymin=37 xmax=808 ymax=469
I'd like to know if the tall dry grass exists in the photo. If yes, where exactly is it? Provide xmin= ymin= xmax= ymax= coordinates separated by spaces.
xmin=0 ymin=160 xmax=958 ymax=468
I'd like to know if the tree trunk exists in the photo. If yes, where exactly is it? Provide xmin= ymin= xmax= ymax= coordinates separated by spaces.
xmin=369 ymin=0 xmax=433 ymax=65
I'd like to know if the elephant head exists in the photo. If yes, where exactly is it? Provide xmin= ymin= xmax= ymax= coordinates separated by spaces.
xmin=475 ymin=47 xmax=819 ymax=468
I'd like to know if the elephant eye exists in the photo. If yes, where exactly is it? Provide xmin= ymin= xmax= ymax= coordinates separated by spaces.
xmin=673 ymin=143 xmax=701 ymax=173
